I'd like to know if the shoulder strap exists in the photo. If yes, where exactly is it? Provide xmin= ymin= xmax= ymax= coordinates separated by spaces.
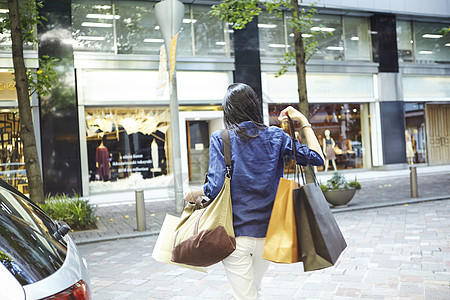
xmin=221 ymin=129 xmax=232 ymax=177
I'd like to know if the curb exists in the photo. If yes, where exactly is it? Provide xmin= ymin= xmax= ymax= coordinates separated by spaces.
xmin=73 ymin=230 xmax=160 ymax=245
xmin=73 ymin=195 xmax=450 ymax=245
xmin=330 ymin=195 xmax=450 ymax=213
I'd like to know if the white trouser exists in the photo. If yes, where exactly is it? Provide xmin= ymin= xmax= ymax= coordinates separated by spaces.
xmin=222 ymin=236 xmax=270 ymax=300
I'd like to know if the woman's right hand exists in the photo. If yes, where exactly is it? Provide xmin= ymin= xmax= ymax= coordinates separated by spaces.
xmin=278 ymin=106 xmax=309 ymax=126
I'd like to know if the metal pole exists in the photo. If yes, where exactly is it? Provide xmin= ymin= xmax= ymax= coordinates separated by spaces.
xmin=170 ymin=73 xmax=184 ymax=213
xmin=155 ymin=0 xmax=184 ymax=214
xmin=135 ymin=190 xmax=146 ymax=231
xmin=410 ymin=166 xmax=418 ymax=198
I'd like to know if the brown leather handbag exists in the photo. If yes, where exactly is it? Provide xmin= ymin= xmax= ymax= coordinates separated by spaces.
xmin=171 ymin=129 xmax=236 ymax=267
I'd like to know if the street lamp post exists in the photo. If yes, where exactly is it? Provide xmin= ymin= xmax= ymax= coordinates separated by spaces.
xmin=155 ymin=0 xmax=185 ymax=213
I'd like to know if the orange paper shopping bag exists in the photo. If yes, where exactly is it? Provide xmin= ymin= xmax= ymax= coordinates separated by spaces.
xmin=263 ymin=177 xmax=300 ymax=263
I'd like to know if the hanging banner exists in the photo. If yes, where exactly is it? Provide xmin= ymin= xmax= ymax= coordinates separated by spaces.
xmin=169 ymin=33 xmax=179 ymax=84
xmin=156 ymin=44 xmax=169 ymax=99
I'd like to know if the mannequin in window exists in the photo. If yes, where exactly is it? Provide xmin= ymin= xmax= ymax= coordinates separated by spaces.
xmin=96 ymin=136 xmax=110 ymax=181
xmin=405 ymin=131 xmax=414 ymax=164
xmin=323 ymin=129 xmax=337 ymax=172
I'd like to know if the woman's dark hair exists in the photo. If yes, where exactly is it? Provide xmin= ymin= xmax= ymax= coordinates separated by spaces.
xmin=222 ymin=83 xmax=266 ymax=140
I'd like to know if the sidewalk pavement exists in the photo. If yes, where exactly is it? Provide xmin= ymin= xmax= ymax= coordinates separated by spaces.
xmin=69 ymin=164 xmax=450 ymax=245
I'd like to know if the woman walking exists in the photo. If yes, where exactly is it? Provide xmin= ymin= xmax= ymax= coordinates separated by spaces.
xmin=185 ymin=83 xmax=324 ymax=299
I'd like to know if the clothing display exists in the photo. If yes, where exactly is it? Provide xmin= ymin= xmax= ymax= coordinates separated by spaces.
xmin=203 ymin=121 xmax=324 ymax=238
xmin=96 ymin=146 xmax=110 ymax=181
xmin=325 ymin=138 xmax=336 ymax=160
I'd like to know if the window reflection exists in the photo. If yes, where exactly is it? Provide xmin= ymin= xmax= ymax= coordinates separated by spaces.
xmin=192 ymin=5 xmax=228 ymax=57
xmin=308 ymin=15 xmax=344 ymax=61
xmin=259 ymin=12 xmax=286 ymax=57
xmin=396 ymin=20 xmax=414 ymax=62
xmin=343 ymin=16 xmax=371 ymax=61
xmin=72 ymin=1 xmax=115 ymax=53
xmin=114 ymin=1 xmax=160 ymax=55
xmin=71 ymin=1 xmax=231 ymax=57
xmin=0 ymin=2 xmax=35 ymax=51
xmin=413 ymin=21 xmax=450 ymax=64
xmin=397 ymin=20 xmax=450 ymax=64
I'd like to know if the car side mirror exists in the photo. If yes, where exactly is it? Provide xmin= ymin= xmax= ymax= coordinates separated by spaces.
xmin=54 ymin=220 xmax=71 ymax=240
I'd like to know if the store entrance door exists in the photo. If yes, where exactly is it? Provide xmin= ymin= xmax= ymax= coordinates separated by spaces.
xmin=426 ymin=104 xmax=450 ymax=164
xmin=186 ymin=121 xmax=210 ymax=183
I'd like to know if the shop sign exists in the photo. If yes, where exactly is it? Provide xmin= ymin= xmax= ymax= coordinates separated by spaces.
xmin=0 ymin=73 xmax=17 ymax=101
xmin=263 ymin=73 xmax=374 ymax=102
xmin=112 ymin=154 xmax=152 ymax=173
xmin=403 ymin=76 xmax=450 ymax=101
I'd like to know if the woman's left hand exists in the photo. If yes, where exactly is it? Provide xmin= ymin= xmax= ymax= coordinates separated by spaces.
xmin=184 ymin=188 xmax=205 ymax=203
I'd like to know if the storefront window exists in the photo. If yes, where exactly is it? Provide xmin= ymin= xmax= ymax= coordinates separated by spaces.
xmin=85 ymin=107 xmax=171 ymax=193
xmin=269 ymin=103 xmax=365 ymax=171
xmin=0 ymin=110 xmax=27 ymax=193
xmin=404 ymin=103 xmax=426 ymax=164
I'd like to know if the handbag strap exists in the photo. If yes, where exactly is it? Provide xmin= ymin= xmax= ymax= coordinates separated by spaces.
xmin=287 ymin=116 xmax=320 ymax=186
xmin=221 ymin=129 xmax=232 ymax=178
xmin=287 ymin=116 xmax=300 ymax=182
xmin=299 ymin=164 xmax=320 ymax=186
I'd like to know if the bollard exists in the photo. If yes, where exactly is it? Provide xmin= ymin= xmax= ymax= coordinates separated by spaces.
xmin=135 ymin=190 xmax=146 ymax=231
xmin=410 ymin=166 xmax=418 ymax=198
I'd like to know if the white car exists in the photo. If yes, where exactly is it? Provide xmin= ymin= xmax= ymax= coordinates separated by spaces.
xmin=0 ymin=180 xmax=91 ymax=300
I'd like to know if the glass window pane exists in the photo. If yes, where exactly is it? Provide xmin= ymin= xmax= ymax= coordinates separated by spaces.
xmin=413 ymin=21 xmax=450 ymax=63
xmin=404 ymin=103 xmax=426 ymax=164
xmin=72 ymin=0 xmax=115 ymax=53
xmin=396 ymin=20 xmax=414 ymax=62
xmin=343 ymin=16 xmax=370 ymax=61
xmin=302 ymin=14 xmax=343 ymax=61
xmin=0 ymin=109 xmax=27 ymax=192
xmin=86 ymin=107 xmax=171 ymax=194
xmin=258 ymin=11 xmax=286 ymax=58
xmin=114 ymin=1 xmax=161 ymax=55
xmin=176 ymin=5 xmax=193 ymax=57
xmin=0 ymin=1 xmax=35 ymax=52
xmin=192 ymin=5 xmax=228 ymax=56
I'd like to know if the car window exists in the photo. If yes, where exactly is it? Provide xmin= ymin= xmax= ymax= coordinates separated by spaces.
xmin=0 ymin=186 xmax=67 ymax=285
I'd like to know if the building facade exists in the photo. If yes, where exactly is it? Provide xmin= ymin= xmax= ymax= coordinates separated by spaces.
xmin=0 ymin=0 xmax=448 ymax=196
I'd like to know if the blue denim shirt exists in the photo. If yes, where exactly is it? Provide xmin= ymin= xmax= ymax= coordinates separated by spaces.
xmin=203 ymin=122 xmax=324 ymax=238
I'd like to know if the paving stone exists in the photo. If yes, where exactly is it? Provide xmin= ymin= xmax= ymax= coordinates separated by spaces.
xmin=76 ymin=173 xmax=450 ymax=299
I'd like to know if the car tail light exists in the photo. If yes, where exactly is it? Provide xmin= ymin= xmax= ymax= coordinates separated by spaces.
xmin=41 ymin=280 xmax=90 ymax=300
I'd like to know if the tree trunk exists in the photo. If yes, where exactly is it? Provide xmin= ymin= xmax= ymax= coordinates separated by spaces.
xmin=291 ymin=0 xmax=315 ymax=183
xmin=8 ymin=0 xmax=45 ymax=203
xmin=291 ymin=0 xmax=309 ymax=120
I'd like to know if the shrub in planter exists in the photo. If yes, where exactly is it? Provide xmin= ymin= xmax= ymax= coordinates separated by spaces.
xmin=320 ymin=172 xmax=361 ymax=207
xmin=39 ymin=193 xmax=97 ymax=231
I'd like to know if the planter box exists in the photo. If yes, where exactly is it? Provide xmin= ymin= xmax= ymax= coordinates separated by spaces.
xmin=323 ymin=188 xmax=357 ymax=207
